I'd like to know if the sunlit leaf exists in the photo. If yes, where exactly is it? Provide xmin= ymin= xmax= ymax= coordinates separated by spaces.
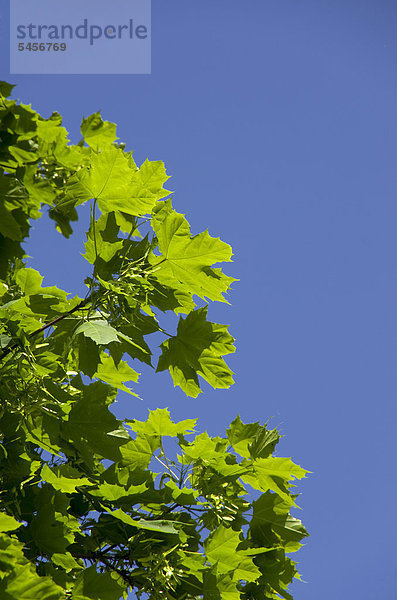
xmin=103 ymin=507 xmax=179 ymax=534
xmin=80 ymin=112 xmax=118 ymax=151
xmin=0 ymin=513 xmax=22 ymax=533
xmin=94 ymin=353 xmax=139 ymax=395
xmin=157 ymin=306 xmax=235 ymax=397
xmin=150 ymin=200 xmax=236 ymax=303
xmin=128 ymin=407 xmax=196 ymax=437
xmin=15 ymin=268 xmax=43 ymax=296
xmin=41 ymin=464 xmax=94 ymax=493
xmin=74 ymin=320 xmax=120 ymax=345
xmin=61 ymin=146 xmax=170 ymax=216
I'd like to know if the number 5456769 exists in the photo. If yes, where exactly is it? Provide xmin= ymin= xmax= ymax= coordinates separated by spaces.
xmin=18 ymin=42 xmax=66 ymax=51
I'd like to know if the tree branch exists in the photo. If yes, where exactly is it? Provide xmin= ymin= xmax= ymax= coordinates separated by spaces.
xmin=0 ymin=297 xmax=90 ymax=361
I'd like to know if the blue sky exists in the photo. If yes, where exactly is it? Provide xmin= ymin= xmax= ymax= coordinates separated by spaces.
xmin=1 ymin=1 xmax=397 ymax=597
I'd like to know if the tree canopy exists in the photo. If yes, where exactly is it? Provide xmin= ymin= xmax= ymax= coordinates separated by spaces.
xmin=0 ymin=81 xmax=308 ymax=600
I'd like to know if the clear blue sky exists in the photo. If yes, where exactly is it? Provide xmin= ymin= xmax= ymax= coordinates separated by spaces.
xmin=2 ymin=1 xmax=397 ymax=597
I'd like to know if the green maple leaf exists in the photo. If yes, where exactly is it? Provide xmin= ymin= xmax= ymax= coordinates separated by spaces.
xmin=80 ymin=112 xmax=118 ymax=151
xmin=205 ymin=526 xmax=260 ymax=583
xmin=83 ymin=211 xmax=123 ymax=265
xmin=23 ymin=164 xmax=57 ymax=207
xmin=51 ymin=552 xmax=82 ymax=573
xmin=94 ymin=353 xmax=139 ymax=395
xmin=0 ymin=545 xmax=64 ymax=600
xmin=28 ymin=487 xmax=75 ymax=555
xmin=205 ymin=526 xmax=240 ymax=571
xmin=72 ymin=565 xmax=125 ymax=600
xmin=89 ymin=481 xmax=147 ymax=502
xmin=181 ymin=431 xmax=247 ymax=477
xmin=250 ymin=492 xmax=309 ymax=549
xmin=0 ymin=514 xmax=22 ymax=533
xmin=60 ymin=146 xmax=170 ymax=216
xmin=41 ymin=464 xmax=94 ymax=493
xmin=15 ymin=268 xmax=43 ymax=296
xmin=0 ymin=204 xmax=23 ymax=241
xmin=150 ymin=200 xmax=236 ymax=303
xmin=103 ymin=507 xmax=179 ymax=534
xmin=203 ymin=572 xmax=240 ymax=600
xmin=156 ymin=306 xmax=235 ymax=397
xmin=227 ymin=415 xmax=280 ymax=459
xmin=120 ymin=433 xmax=159 ymax=468
xmin=64 ymin=381 xmax=125 ymax=461
xmin=74 ymin=320 xmax=120 ymax=345
xmin=243 ymin=457 xmax=308 ymax=506
xmin=128 ymin=407 xmax=196 ymax=437
xmin=0 ymin=81 xmax=15 ymax=97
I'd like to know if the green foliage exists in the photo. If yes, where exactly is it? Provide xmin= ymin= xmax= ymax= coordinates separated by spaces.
xmin=0 ymin=83 xmax=308 ymax=599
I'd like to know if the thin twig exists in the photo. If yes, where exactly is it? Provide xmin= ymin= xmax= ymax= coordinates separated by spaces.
xmin=0 ymin=297 xmax=89 ymax=361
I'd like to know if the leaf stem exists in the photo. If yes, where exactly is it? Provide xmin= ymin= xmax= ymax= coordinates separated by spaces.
xmin=154 ymin=451 xmax=178 ymax=481
xmin=92 ymin=199 xmax=98 ymax=262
